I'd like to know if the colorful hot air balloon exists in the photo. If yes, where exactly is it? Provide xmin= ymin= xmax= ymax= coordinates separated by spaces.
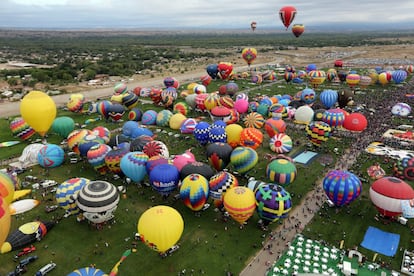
xmin=56 ymin=177 xmax=90 ymax=216
xmin=0 ymin=172 xmax=15 ymax=205
xmin=1 ymin=221 xmax=54 ymax=253
xmin=241 ymin=48 xmax=257 ymax=67
xmin=369 ymin=177 xmax=414 ymax=217
xmin=67 ymin=93 xmax=85 ymax=113
xmin=206 ymin=142 xmax=233 ymax=171
xmin=342 ymin=112 xmax=368 ymax=132
xmin=250 ymin=21 xmax=257 ymax=31
xmin=120 ymin=152 xmax=149 ymax=183
xmin=0 ymin=196 xmax=11 ymax=246
xmin=279 ymin=6 xmax=297 ymax=29
xmin=180 ymin=174 xmax=209 ymax=211
xmin=67 ymin=267 xmax=108 ymax=276
xmin=87 ymin=144 xmax=112 ymax=175
xmin=319 ymin=89 xmax=338 ymax=109
xmin=292 ymin=24 xmax=304 ymax=37
xmin=266 ymin=158 xmax=297 ymax=186
xmin=308 ymin=70 xmax=326 ymax=88
xmin=322 ymin=108 xmax=346 ymax=128
xmin=323 ymin=170 xmax=362 ymax=207
xmin=305 ymin=121 xmax=332 ymax=147
xmin=223 ymin=186 xmax=256 ymax=225
xmin=105 ymin=148 xmax=129 ymax=175
xmin=209 ymin=171 xmax=239 ymax=204
xmin=76 ymin=180 xmax=120 ymax=224
xmin=393 ymin=156 xmax=414 ymax=181
xmin=239 ymin=127 xmax=263 ymax=150
xmin=230 ymin=146 xmax=258 ymax=175
xmin=269 ymin=133 xmax=292 ymax=153
xmin=217 ymin=62 xmax=233 ymax=80
xmin=137 ymin=205 xmax=184 ymax=253
xmin=20 ymin=90 xmax=57 ymax=137
xmin=9 ymin=117 xmax=35 ymax=141
xmin=255 ymin=184 xmax=292 ymax=225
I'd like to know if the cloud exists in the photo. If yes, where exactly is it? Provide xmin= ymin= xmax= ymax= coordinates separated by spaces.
xmin=1 ymin=0 xmax=413 ymax=29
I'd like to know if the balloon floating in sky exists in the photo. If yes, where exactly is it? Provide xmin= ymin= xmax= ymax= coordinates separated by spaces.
xmin=137 ymin=205 xmax=184 ymax=253
xmin=292 ymin=24 xmax=304 ymax=37
xmin=241 ymin=48 xmax=257 ymax=67
xmin=20 ymin=90 xmax=57 ymax=137
xmin=279 ymin=6 xmax=297 ymax=29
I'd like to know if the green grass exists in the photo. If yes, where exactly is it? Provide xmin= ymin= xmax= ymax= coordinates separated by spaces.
xmin=0 ymin=73 xmax=413 ymax=275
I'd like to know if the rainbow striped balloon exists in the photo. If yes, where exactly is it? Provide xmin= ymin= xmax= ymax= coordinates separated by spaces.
xmin=323 ymin=170 xmax=362 ymax=207
xmin=180 ymin=174 xmax=209 ymax=211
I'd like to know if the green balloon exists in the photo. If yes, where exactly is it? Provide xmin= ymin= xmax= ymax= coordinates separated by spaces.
xmin=52 ymin=116 xmax=75 ymax=138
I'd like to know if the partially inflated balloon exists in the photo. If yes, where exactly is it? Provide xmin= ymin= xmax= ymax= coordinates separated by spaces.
xmin=0 ymin=196 xmax=11 ymax=246
xmin=51 ymin=116 xmax=75 ymax=139
xmin=9 ymin=117 xmax=35 ymax=141
xmin=20 ymin=91 xmax=56 ymax=137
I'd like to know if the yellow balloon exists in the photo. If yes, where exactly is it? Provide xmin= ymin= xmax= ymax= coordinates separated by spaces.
xmin=137 ymin=205 xmax=184 ymax=253
xmin=20 ymin=91 xmax=56 ymax=137
xmin=225 ymin=123 xmax=243 ymax=148
xmin=169 ymin=113 xmax=187 ymax=130
xmin=0 ymin=196 xmax=11 ymax=246
xmin=223 ymin=186 xmax=256 ymax=224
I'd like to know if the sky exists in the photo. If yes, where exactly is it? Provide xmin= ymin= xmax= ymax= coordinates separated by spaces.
xmin=1 ymin=0 xmax=414 ymax=30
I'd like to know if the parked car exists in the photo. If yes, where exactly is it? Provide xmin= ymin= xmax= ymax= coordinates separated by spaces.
xmin=35 ymin=262 xmax=56 ymax=276
xmin=14 ymin=245 xmax=36 ymax=259
xmin=19 ymin=255 xmax=38 ymax=266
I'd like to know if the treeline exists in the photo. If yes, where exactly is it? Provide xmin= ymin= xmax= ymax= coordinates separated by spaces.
xmin=0 ymin=30 xmax=413 ymax=89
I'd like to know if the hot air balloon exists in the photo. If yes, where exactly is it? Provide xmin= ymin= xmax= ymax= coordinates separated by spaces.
xmin=76 ymin=180 xmax=120 ymax=224
xmin=393 ymin=156 xmax=414 ymax=181
xmin=305 ymin=121 xmax=332 ymax=147
xmin=193 ymin=121 xmax=211 ymax=146
xmin=146 ymin=156 xmax=170 ymax=175
xmin=206 ymin=142 xmax=233 ymax=171
xmin=250 ymin=21 xmax=257 ymax=31
xmin=67 ymin=93 xmax=85 ymax=113
xmin=172 ymin=149 xmax=196 ymax=172
xmin=180 ymin=174 xmax=209 ymax=211
xmin=239 ymin=127 xmax=263 ymax=150
xmin=180 ymin=118 xmax=197 ymax=134
xmin=241 ymin=48 xmax=257 ymax=67
xmin=308 ymin=70 xmax=326 ymax=88
xmin=255 ymin=184 xmax=292 ymax=225
xmin=294 ymin=105 xmax=314 ymax=125
xmin=209 ymin=171 xmax=239 ymax=205
xmin=206 ymin=64 xmax=219 ymax=79
xmin=20 ymin=90 xmax=56 ymax=138
xmin=342 ymin=112 xmax=368 ymax=132
xmin=243 ymin=112 xmax=265 ymax=129
xmin=369 ymin=176 xmax=414 ymax=217
xmin=87 ymin=144 xmax=112 ymax=175
xmin=279 ymin=6 xmax=297 ymax=29
xmin=67 ymin=267 xmax=108 ymax=276
xmin=67 ymin=129 xmax=91 ymax=155
xmin=51 ymin=116 xmax=75 ymax=139
xmin=264 ymin=118 xmax=286 ymax=137
xmin=149 ymin=164 xmax=180 ymax=196
xmin=319 ymin=89 xmax=338 ymax=109
xmin=230 ymin=146 xmax=258 ymax=175
xmin=345 ymin=73 xmax=361 ymax=89
xmin=107 ymin=103 xmax=125 ymax=122
xmin=180 ymin=161 xmax=215 ymax=181
xmin=223 ymin=186 xmax=256 ymax=225
xmin=37 ymin=144 xmax=65 ymax=168
xmin=105 ymin=148 xmax=129 ymax=175
xmin=143 ymin=140 xmax=169 ymax=159
xmin=292 ymin=24 xmax=304 ymax=37
xmin=225 ymin=123 xmax=243 ymax=148
xmin=266 ymin=158 xmax=297 ymax=186
xmin=322 ymin=108 xmax=346 ymax=127
xmin=78 ymin=134 xmax=105 ymax=157
xmin=367 ymin=163 xmax=386 ymax=180
xmin=1 ymin=221 xmax=54 ymax=253
xmin=269 ymin=133 xmax=292 ymax=153
xmin=391 ymin=102 xmax=411 ymax=117
xmin=0 ymin=196 xmax=11 ymax=246
xmin=9 ymin=117 xmax=35 ymax=141
xmin=120 ymin=152 xmax=149 ymax=183
xmin=300 ymin=88 xmax=317 ymax=105
xmin=217 ymin=62 xmax=233 ymax=80
xmin=0 ymin=172 xmax=15 ymax=205
xmin=137 ymin=205 xmax=184 ymax=253
xmin=56 ymin=177 xmax=90 ymax=216
xmin=392 ymin=69 xmax=407 ymax=84
xmin=323 ymin=170 xmax=362 ymax=207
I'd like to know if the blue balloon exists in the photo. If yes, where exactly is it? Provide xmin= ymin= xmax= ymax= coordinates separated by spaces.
xmin=67 ymin=267 xmax=107 ymax=276
xmin=323 ymin=170 xmax=362 ymax=207
xmin=193 ymin=121 xmax=211 ymax=146
xmin=206 ymin=64 xmax=219 ymax=79
xmin=319 ymin=89 xmax=338 ymax=109
xmin=130 ymin=127 xmax=153 ymax=139
xmin=122 ymin=121 xmax=139 ymax=137
xmin=392 ymin=70 xmax=407 ymax=84
xmin=37 ymin=144 xmax=65 ymax=168
xmin=120 ymin=152 xmax=149 ymax=183
xmin=208 ymin=125 xmax=227 ymax=144
xmin=149 ymin=164 xmax=180 ymax=196
xmin=305 ymin=63 xmax=317 ymax=73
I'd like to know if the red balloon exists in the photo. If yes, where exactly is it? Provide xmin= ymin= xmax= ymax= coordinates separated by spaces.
xmin=343 ymin=113 xmax=367 ymax=132
xmin=279 ymin=6 xmax=297 ymax=29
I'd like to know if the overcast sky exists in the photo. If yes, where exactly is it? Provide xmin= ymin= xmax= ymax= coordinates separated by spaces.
xmin=1 ymin=0 xmax=414 ymax=30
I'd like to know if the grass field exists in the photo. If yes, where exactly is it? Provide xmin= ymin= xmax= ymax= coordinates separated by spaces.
xmin=0 ymin=70 xmax=413 ymax=275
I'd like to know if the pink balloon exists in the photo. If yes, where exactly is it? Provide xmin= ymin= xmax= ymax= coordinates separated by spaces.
xmin=234 ymin=99 xmax=249 ymax=114
xmin=172 ymin=149 xmax=196 ymax=171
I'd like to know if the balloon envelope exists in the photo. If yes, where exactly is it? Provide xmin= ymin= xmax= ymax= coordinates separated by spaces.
xmin=323 ymin=170 xmax=362 ymax=206
xmin=137 ymin=205 xmax=184 ymax=253
xmin=20 ymin=90 xmax=57 ymax=137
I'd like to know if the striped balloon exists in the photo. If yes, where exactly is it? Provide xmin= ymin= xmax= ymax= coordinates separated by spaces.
xmin=87 ymin=144 xmax=112 ymax=175
xmin=269 ymin=133 xmax=292 ymax=153
xmin=120 ymin=152 xmax=149 ymax=183
xmin=230 ymin=146 xmax=258 ymax=175
xmin=323 ymin=170 xmax=362 ymax=206
xmin=319 ymin=89 xmax=338 ymax=109
xmin=322 ymin=108 xmax=345 ymax=127
xmin=56 ymin=177 xmax=90 ymax=215
xmin=209 ymin=171 xmax=239 ymax=201
xmin=223 ymin=186 xmax=256 ymax=224
xmin=266 ymin=158 xmax=297 ymax=185
xmin=9 ymin=117 xmax=35 ymax=141
xmin=239 ymin=127 xmax=263 ymax=150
